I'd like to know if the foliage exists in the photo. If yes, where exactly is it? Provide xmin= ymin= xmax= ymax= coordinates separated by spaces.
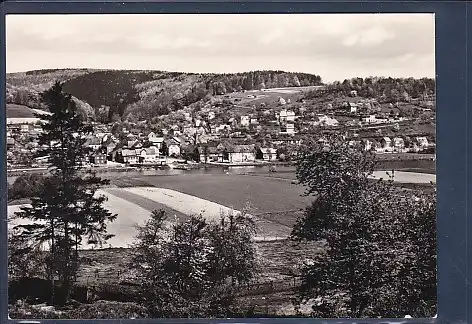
xmin=8 ymin=228 xmax=47 ymax=279
xmin=130 ymin=209 xmax=258 ymax=317
xmin=291 ymin=132 xmax=436 ymax=318
xmin=306 ymin=77 xmax=435 ymax=104
xmin=8 ymin=300 xmax=149 ymax=319
xmin=8 ymin=69 xmax=323 ymax=122
xmin=67 ymin=300 xmax=149 ymax=319
xmin=8 ymin=173 xmax=46 ymax=202
xmin=14 ymin=81 xmax=117 ymax=305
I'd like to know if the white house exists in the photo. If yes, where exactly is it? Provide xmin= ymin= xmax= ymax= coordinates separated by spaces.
xmin=208 ymin=111 xmax=216 ymax=120
xmin=228 ymin=145 xmax=256 ymax=163
xmin=240 ymin=115 xmax=250 ymax=127
xmin=393 ymin=137 xmax=405 ymax=152
xmin=258 ymin=148 xmax=277 ymax=161
xmin=139 ymin=146 xmax=160 ymax=164
xmin=285 ymin=123 xmax=295 ymax=135
xmin=416 ymin=137 xmax=429 ymax=148
xmin=121 ymin=149 xmax=138 ymax=164
xmin=380 ymin=137 xmax=393 ymax=153
xmin=362 ymin=115 xmax=377 ymax=124
xmin=279 ymin=109 xmax=296 ymax=123
xmin=166 ymin=139 xmax=181 ymax=157
xmin=349 ymin=104 xmax=358 ymax=113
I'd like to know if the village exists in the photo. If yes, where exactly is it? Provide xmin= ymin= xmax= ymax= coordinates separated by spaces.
xmin=6 ymin=88 xmax=436 ymax=171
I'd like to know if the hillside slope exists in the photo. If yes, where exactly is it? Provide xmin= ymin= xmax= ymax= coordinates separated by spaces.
xmin=6 ymin=69 xmax=97 ymax=119
xmin=6 ymin=69 xmax=324 ymax=122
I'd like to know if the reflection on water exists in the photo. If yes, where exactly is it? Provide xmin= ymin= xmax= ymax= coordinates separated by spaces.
xmin=7 ymin=165 xmax=296 ymax=183
xmin=7 ymin=165 xmax=436 ymax=184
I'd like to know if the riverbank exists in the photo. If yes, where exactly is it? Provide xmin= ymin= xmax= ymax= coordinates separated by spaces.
xmin=7 ymin=158 xmax=435 ymax=178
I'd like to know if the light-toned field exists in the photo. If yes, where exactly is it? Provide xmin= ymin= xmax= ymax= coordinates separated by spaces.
xmin=7 ymin=192 xmax=155 ymax=249
xmin=8 ymin=178 xmax=300 ymax=248
xmin=8 ymin=171 xmax=434 ymax=249
xmin=370 ymin=171 xmax=436 ymax=184
xmin=136 ymin=174 xmax=312 ymax=222
xmin=105 ymin=186 xmax=293 ymax=242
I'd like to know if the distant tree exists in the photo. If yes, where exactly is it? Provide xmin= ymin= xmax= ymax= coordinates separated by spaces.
xmin=291 ymin=132 xmax=436 ymax=317
xmin=8 ymin=173 xmax=46 ymax=202
xmin=130 ymin=210 xmax=257 ymax=317
xmin=292 ymin=76 xmax=301 ymax=87
xmin=14 ymin=81 xmax=117 ymax=305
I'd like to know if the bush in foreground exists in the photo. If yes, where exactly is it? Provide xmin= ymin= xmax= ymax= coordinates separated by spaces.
xmin=9 ymin=301 xmax=148 ymax=319
xmin=130 ymin=209 xmax=258 ymax=317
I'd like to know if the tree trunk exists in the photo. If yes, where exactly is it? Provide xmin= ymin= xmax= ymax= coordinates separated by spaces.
xmin=50 ymin=218 xmax=55 ymax=305
xmin=75 ymin=222 xmax=79 ymax=282
xmin=63 ymin=221 xmax=71 ymax=304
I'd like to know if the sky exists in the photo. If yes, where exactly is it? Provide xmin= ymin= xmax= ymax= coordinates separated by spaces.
xmin=6 ymin=14 xmax=435 ymax=82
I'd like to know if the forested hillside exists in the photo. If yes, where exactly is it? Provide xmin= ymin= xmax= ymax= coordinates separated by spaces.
xmin=7 ymin=69 xmax=434 ymax=123
xmin=305 ymin=77 xmax=435 ymax=103
xmin=6 ymin=69 xmax=323 ymax=122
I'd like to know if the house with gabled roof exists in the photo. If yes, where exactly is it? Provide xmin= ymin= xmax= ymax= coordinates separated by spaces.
xmin=256 ymin=147 xmax=277 ymax=161
xmin=138 ymin=146 xmax=161 ymax=164
xmin=120 ymin=148 xmax=139 ymax=165
xmin=84 ymin=136 xmax=102 ymax=151
xmin=226 ymin=144 xmax=256 ymax=163
xmin=380 ymin=137 xmax=393 ymax=153
xmin=393 ymin=137 xmax=405 ymax=152
xmin=148 ymin=132 xmax=165 ymax=149
xmin=165 ymin=138 xmax=181 ymax=157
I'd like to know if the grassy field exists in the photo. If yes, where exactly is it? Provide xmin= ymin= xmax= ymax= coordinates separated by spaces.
xmin=73 ymin=240 xmax=324 ymax=316
xmin=132 ymin=174 xmax=313 ymax=227
xmin=77 ymin=239 xmax=322 ymax=283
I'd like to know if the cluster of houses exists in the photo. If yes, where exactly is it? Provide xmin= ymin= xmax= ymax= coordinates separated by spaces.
xmin=197 ymin=143 xmax=278 ymax=164
xmin=354 ymin=136 xmax=433 ymax=153
xmin=5 ymin=93 xmax=436 ymax=169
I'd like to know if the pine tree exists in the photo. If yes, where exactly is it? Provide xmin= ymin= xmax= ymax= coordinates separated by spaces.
xmin=14 ymin=81 xmax=117 ymax=305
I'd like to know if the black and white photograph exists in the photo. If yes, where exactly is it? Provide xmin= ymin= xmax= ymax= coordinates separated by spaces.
xmin=6 ymin=14 xmax=436 ymax=319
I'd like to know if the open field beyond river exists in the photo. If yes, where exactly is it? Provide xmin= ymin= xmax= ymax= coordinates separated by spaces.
xmin=8 ymin=171 xmax=435 ymax=248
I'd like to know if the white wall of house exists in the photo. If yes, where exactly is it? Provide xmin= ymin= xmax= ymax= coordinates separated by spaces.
xmin=241 ymin=116 xmax=250 ymax=127
xmin=168 ymin=144 xmax=181 ymax=156
xmin=263 ymin=153 xmax=277 ymax=161
xmin=229 ymin=152 xmax=256 ymax=163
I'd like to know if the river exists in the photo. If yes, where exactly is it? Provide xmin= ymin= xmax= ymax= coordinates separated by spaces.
xmin=6 ymin=165 xmax=436 ymax=184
